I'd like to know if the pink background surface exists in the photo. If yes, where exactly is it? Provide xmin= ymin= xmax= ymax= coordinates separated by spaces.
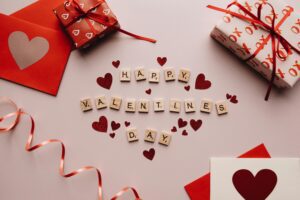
xmin=0 ymin=0 xmax=300 ymax=199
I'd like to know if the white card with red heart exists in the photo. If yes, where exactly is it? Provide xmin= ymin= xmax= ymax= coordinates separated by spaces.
xmin=210 ymin=158 xmax=300 ymax=200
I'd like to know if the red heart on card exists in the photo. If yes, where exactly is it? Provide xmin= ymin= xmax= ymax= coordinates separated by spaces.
xmin=112 ymin=60 xmax=120 ymax=68
xmin=230 ymin=95 xmax=238 ymax=104
xmin=178 ymin=118 xmax=188 ymax=128
xmin=184 ymin=85 xmax=190 ymax=91
xmin=145 ymin=88 xmax=152 ymax=95
xmin=124 ymin=121 xmax=130 ymax=127
xmin=157 ymin=57 xmax=167 ymax=66
xmin=109 ymin=133 xmax=116 ymax=138
xmin=143 ymin=148 xmax=155 ymax=161
xmin=182 ymin=130 xmax=188 ymax=136
xmin=195 ymin=73 xmax=211 ymax=90
xmin=232 ymin=169 xmax=277 ymax=200
xmin=190 ymin=119 xmax=202 ymax=131
xmin=111 ymin=121 xmax=120 ymax=131
xmin=171 ymin=126 xmax=177 ymax=132
xmin=92 ymin=116 xmax=108 ymax=133
xmin=97 ymin=73 xmax=113 ymax=90
xmin=226 ymin=93 xmax=232 ymax=99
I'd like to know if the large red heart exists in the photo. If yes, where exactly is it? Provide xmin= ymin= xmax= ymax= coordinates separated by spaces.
xmin=143 ymin=148 xmax=155 ymax=161
xmin=157 ymin=57 xmax=167 ymax=66
xmin=178 ymin=118 xmax=188 ymax=128
xmin=190 ymin=119 xmax=202 ymax=131
xmin=195 ymin=73 xmax=211 ymax=90
xmin=111 ymin=121 xmax=120 ymax=131
xmin=92 ymin=116 xmax=108 ymax=133
xmin=97 ymin=73 xmax=113 ymax=90
xmin=232 ymin=169 xmax=277 ymax=200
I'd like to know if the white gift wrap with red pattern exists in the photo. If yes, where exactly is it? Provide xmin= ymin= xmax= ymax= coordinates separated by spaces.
xmin=211 ymin=0 xmax=300 ymax=88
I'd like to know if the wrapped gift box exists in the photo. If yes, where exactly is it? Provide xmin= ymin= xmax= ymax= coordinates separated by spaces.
xmin=54 ymin=0 xmax=119 ymax=48
xmin=210 ymin=0 xmax=300 ymax=89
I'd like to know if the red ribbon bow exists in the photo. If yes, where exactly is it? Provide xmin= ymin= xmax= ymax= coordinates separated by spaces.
xmin=65 ymin=0 xmax=156 ymax=44
xmin=208 ymin=1 xmax=300 ymax=100
xmin=0 ymin=97 xmax=141 ymax=200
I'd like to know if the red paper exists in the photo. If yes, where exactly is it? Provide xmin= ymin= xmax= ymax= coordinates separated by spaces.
xmin=0 ymin=0 xmax=72 ymax=96
xmin=184 ymin=144 xmax=271 ymax=200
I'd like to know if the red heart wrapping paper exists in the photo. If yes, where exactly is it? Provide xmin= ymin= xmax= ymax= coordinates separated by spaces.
xmin=0 ymin=0 xmax=72 ymax=96
xmin=184 ymin=144 xmax=271 ymax=200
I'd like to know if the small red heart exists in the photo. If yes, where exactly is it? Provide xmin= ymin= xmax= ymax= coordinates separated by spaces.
xmin=112 ymin=60 xmax=120 ymax=68
xmin=97 ymin=73 xmax=113 ymax=90
xmin=178 ymin=118 xmax=188 ymax=128
xmin=109 ymin=133 xmax=116 ymax=138
xmin=111 ymin=121 xmax=120 ymax=131
xmin=232 ymin=169 xmax=277 ymax=200
xmin=226 ymin=93 xmax=232 ymax=99
xmin=171 ymin=126 xmax=177 ymax=132
xmin=230 ymin=95 xmax=238 ymax=104
xmin=92 ymin=116 xmax=108 ymax=133
xmin=195 ymin=73 xmax=211 ymax=90
xmin=184 ymin=85 xmax=190 ymax=91
xmin=157 ymin=57 xmax=167 ymax=66
xmin=182 ymin=130 xmax=188 ymax=136
xmin=124 ymin=121 xmax=130 ymax=127
xmin=190 ymin=119 xmax=202 ymax=131
xmin=145 ymin=88 xmax=152 ymax=95
xmin=143 ymin=148 xmax=155 ymax=161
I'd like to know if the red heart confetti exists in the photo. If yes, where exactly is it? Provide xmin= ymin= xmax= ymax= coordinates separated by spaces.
xmin=97 ymin=73 xmax=113 ymax=90
xmin=195 ymin=73 xmax=211 ymax=90
xmin=171 ymin=126 xmax=177 ymax=132
xmin=226 ymin=93 xmax=232 ymax=99
xmin=92 ymin=116 xmax=108 ymax=133
xmin=232 ymin=169 xmax=277 ymax=200
xmin=184 ymin=85 xmax=190 ymax=91
xmin=112 ymin=60 xmax=120 ymax=68
xmin=124 ymin=121 xmax=130 ymax=127
xmin=111 ymin=121 xmax=121 ymax=131
xmin=145 ymin=88 xmax=152 ymax=95
xmin=178 ymin=118 xmax=188 ymax=128
xmin=143 ymin=148 xmax=155 ymax=161
xmin=230 ymin=95 xmax=239 ymax=104
xmin=109 ymin=133 xmax=116 ymax=138
xmin=157 ymin=57 xmax=167 ymax=66
xmin=182 ymin=130 xmax=188 ymax=136
xmin=190 ymin=119 xmax=202 ymax=131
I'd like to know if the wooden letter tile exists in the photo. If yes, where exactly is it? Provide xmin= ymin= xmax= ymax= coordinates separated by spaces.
xmin=149 ymin=70 xmax=160 ymax=83
xmin=144 ymin=129 xmax=157 ymax=143
xmin=120 ymin=68 xmax=131 ymax=82
xmin=169 ymin=99 xmax=181 ymax=113
xmin=200 ymin=99 xmax=213 ymax=113
xmin=109 ymin=96 xmax=122 ymax=110
xmin=80 ymin=98 xmax=93 ymax=112
xmin=215 ymin=100 xmax=228 ymax=115
xmin=153 ymin=98 xmax=165 ymax=112
xmin=125 ymin=99 xmax=136 ymax=113
xmin=159 ymin=131 xmax=172 ymax=146
xmin=164 ymin=67 xmax=176 ymax=81
xmin=126 ymin=128 xmax=139 ymax=142
xmin=178 ymin=68 xmax=191 ymax=83
xmin=184 ymin=99 xmax=196 ymax=113
xmin=134 ymin=67 xmax=147 ymax=81
xmin=95 ymin=96 xmax=107 ymax=110
xmin=138 ymin=99 xmax=150 ymax=113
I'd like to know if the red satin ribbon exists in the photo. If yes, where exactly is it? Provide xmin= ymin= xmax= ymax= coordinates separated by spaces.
xmin=66 ymin=0 xmax=156 ymax=43
xmin=0 ymin=97 xmax=141 ymax=200
xmin=208 ymin=1 xmax=299 ymax=101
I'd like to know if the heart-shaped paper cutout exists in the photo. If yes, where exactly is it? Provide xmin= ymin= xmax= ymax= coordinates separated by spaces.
xmin=184 ymin=85 xmax=190 ymax=91
xmin=111 ymin=121 xmax=120 ymax=131
xmin=171 ymin=126 xmax=177 ymax=132
xmin=232 ymin=169 xmax=277 ymax=200
xmin=143 ymin=148 xmax=155 ymax=161
xmin=145 ymin=88 xmax=152 ymax=95
xmin=157 ymin=57 xmax=167 ymax=66
xmin=178 ymin=118 xmax=188 ymax=128
xmin=230 ymin=95 xmax=238 ymax=104
xmin=112 ymin=60 xmax=120 ymax=68
xmin=182 ymin=130 xmax=188 ymax=136
xmin=195 ymin=73 xmax=211 ymax=90
xmin=226 ymin=93 xmax=232 ymax=99
xmin=124 ymin=121 xmax=130 ymax=127
xmin=8 ymin=31 xmax=49 ymax=70
xmin=109 ymin=133 xmax=116 ymax=138
xmin=190 ymin=119 xmax=202 ymax=131
xmin=92 ymin=116 xmax=108 ymax=133
xmin=97 ymin=73 xmax=113 ymax=89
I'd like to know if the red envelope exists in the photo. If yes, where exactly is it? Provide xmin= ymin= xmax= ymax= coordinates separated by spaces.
xmin=184 ymin=144 xmax=271 ymax=200
xmin=0 ymin=0 xmax=72 ymax=96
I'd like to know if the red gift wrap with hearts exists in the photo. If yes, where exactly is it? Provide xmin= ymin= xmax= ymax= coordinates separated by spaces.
xmin=54 ymin=0 xmax=156 ymax=48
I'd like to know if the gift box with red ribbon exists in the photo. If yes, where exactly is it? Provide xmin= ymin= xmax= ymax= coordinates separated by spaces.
xmin=54 ymin=0 xmax=156 ymax=48
xmin=208 ymin=0 xmax=300 ymax=100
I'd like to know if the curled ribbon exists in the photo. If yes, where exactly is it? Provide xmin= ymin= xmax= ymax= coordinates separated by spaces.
xmin=65 ymin=0 xmax=156 ymax=44
xmin=208 ymin=1 xmax=300 ymax=101
xmin=0 ymin=97 xmax=141 ymax=200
